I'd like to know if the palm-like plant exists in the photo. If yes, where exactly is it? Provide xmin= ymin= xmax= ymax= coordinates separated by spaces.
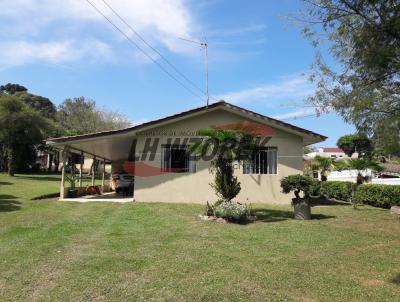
xmin=313 ymin=156 xmax=335 ymax=181
xmin=341 ymin=159 xmax=383 ymax=185
xmin=193 ymin=128 xmax=258 ymax=203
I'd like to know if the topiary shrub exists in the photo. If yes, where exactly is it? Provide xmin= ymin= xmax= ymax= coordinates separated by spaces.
xmin=214 ymin=202 xmax=250 ymax=222
xmin=280 ymin=174 xmax=315 ymax=220
xmin=309 ymin=180 xmax=321 ymax=197
xmin=353 ymin=184 xmax=400 ymax=209
xmin=280 ymin=174 xmax=314 ymax=201
xmin=320 ymin=181 xmax=353 ymax=202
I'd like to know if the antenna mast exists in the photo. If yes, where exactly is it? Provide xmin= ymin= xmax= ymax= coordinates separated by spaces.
xmin=179 ymin=37 xmax=209 ymax=107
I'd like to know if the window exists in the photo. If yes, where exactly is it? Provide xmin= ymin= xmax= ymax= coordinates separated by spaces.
xmin=161 ymin=145 xmax=196 ymax=173
xmin=243 ymin=147 xmax=277 ymax=174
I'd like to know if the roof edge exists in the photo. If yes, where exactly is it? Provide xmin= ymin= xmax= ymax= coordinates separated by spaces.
xmin=47 ymin=100 xmax=327 ymax=144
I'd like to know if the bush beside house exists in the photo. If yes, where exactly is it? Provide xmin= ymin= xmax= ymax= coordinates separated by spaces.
xmin=308 ymin=179 xmax=400 ymax=209
xmin=353 ymin=184 xmax=400 ymax=209
xmin=320 ymin=181 xmax=353 ymax=202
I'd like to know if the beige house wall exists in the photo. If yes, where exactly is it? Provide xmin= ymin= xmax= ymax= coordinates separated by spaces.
xmin=128 ymin=109 xmax=303 ymax=204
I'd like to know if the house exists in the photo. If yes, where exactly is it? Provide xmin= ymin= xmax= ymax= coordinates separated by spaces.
xmin=46 ymin=101 xmax=326 ymax=204
xmin=305 ymin=147 xmax=354 ymax=160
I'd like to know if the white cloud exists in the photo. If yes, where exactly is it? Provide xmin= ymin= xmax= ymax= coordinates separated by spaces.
xmin=272 ymin=107 xmax=316 ymax=120
xmin=216 ymin=74 xmax=314 ymax=105
xmin=0 ymin=0 xmax=197 ymax=67
xmin=0 ymin=40 xmax=112 ymax=69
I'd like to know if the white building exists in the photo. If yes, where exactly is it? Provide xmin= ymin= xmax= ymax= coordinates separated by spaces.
xmin=306 ymin=147 xmax=356 ymax=160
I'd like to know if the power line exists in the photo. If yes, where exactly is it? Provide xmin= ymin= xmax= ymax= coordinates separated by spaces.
xmin=99 ymin=0 xmax=206 ymax=97
xmin=283 ymin=113 xmax=319 ymax=121
xmin=84 ymin=0 xmax=204 ymax=101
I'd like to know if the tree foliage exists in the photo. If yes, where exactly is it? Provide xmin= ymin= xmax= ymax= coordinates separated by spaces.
xmin=313 ymin=156 xmax=336 ymax=181
xmin=336 ymin=133 xmax=373 ymax=158
xmin=296 ymin=0 xmax=400 ymax=155
xmin=0 ymin=94 xmax=53 ymax=175
xmin=280 ymin=174 xmax=315 ymax=201
xmin=193 ymin=129 xmax=258 ymax=202
xmin=57 ymin=97 xmax=131 ymax=135
xmin=0 ymin=83 xmax=27 ymax=94
xmin=0 ymin=83 xmax=57 ymax=119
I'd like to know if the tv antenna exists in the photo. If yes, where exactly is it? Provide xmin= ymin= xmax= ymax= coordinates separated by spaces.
xmin=179 ymin=37 xmax=209 ymax=107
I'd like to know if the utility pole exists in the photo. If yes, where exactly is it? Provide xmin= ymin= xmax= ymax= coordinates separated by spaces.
xmin=179 ymin=37 xmax=209 ymax=107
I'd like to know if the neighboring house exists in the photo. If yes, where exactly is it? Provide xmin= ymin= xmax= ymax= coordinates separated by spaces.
xmin=46 ymin=101 xmax=326 ymax=204
xmin=381 ymin=163 xmax=400 ymax=178
xmin=306 ymin=147 xmax=355 ymax=159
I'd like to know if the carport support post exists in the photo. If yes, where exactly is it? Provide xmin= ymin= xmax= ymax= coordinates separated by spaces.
xmin=79 ymin=151 xmax=83 ymax=188
xmin=60 ymin=147 xmax=68 ymax=200
xmin=101 ymin=159 xmax=106 ymax=193
xmin=91 ymin=156 xmax=96 ymax=186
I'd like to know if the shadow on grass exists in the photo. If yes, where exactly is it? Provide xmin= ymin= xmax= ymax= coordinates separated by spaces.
xmin=0 ymin=194 xmax=21 ymax=212
xmin=251 ymin=208 xmax=335 ymax=223
xmin=15 ymin=175 xmax=60 ymax=182
xmin=309 ymin=197 xmax=350 ymax=207
xmin=0 ymin=181 xmax=12 ymax=185
xmin=390 ymin=273 xmax=400 ymax=285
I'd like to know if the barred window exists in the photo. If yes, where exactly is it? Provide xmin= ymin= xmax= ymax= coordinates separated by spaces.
xmin=161 ymin=145 xmax=196 ymax=173
xmin=243 ymin=147 xmax=277 ymax=174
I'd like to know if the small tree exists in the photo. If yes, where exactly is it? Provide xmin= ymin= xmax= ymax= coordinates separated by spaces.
xmin=313 ymin=156 xmax=335 ymax=181
xmin=341 ymin=159 xmax=383 ymax=186
xmin=280 ymin=174 xmax=314 ymax=201
xmin=193 ymin=129 xmax=257 ymax=204
xmin=280 ymin=174 xmax=316 ymax=220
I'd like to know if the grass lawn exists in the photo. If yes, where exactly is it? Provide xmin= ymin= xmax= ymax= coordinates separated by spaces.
xmin=0 ymin=173 xmax=399 ymax=301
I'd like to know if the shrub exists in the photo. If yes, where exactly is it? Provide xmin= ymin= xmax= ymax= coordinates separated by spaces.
xmin=353 ymin=184 xmax=400 ymax=208
xmin=320 ymin=181 xmax=353 ymax=201
xmin=214 ymin=202 xmax=250 ymax=221
xmin=280 ymin=174 xmax=315 ymax=202
xmin=309 ymin=180 xmax=321 ymax=197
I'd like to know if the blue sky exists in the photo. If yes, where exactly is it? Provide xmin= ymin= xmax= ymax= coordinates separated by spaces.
xmin=0 ymin=0 xmax=355 ymax=146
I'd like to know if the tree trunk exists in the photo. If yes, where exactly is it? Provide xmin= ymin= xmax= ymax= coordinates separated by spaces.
xmin=53 ymin=152 xmax=59 ymax=173
xmin=7 ymin=148 xmax=15 ymax=176
xmin=47 ymin=152 xmax=53 ymax=172
xmin=356 ymin=172 xmax=364 ymax=185
xmin=321 ymin=174 xmax=327 ymax=181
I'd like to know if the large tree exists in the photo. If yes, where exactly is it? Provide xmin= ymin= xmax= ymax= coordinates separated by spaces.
xmin=337 ymin=133 xmax=373 ymax=158
xmin=0 ymin=94 xmax=53 ymax=176
xmin=0 ymin=83 xmax=56 ymax=119
xmin=57 ymin=97 xmax=131 ymax=135
xmin=296 ymin=0 xmax=400 ymax=155
xmin=0 ymin=83 xmax=58 ymax=172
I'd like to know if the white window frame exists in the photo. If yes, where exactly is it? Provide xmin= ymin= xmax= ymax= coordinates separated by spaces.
xmin=243 ymin=147 xmax=278 ymax=175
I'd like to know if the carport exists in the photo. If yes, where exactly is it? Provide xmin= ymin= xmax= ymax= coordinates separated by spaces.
xmin=46 ymin=129 xmax=137 ymax=200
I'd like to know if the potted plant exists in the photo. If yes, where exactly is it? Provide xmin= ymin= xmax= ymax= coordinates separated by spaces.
xmin=280 ymin=174 xmax=316 ymax=220
xmin=65 ymin=166 xmax=79 ymax=198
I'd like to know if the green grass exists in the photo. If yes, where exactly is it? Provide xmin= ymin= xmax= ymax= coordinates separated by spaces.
xmin=0 ymin=173 xmax=399 ymax=301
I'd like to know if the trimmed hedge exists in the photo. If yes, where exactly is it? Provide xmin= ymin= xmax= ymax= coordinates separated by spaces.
xmin=320 ymin=181 xmax=353 ymax=202
xmin=353 ymin=184 xmax=400 ymax=209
